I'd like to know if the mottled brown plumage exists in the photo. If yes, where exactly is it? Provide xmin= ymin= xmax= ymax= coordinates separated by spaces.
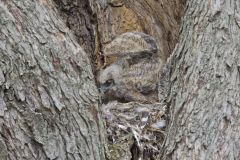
xmin=103 ymin=32 xmax=158 ymax=66
xmin=99 ymin=32 xmax=163 ymax=103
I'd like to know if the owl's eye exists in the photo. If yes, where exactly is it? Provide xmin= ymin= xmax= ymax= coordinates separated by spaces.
xmin=105 ymin=79 xmax=114 ymax=86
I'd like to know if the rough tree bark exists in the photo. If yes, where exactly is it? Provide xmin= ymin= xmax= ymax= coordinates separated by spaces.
xmin=161 ymin=0 xmax=240 ymax=159
xmin=0 ymin=0 xmax=106 ymax=159
xmin=53 ymin=0 xmax=97 ymax=62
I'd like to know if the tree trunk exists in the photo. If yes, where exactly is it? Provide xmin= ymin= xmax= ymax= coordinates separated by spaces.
xmin=161 ymin=0 xmax=240 ymax=159
xmin=53 ymin=0 xmax=97 ymax=63
xmin=0 ymin=0 xmax=106 ymax=159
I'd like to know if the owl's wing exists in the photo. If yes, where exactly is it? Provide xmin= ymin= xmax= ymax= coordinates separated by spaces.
xmin=121 ymin=59 xmax=163 ymax=93
xmin=104 ymin=32 xmax=158 ymax=58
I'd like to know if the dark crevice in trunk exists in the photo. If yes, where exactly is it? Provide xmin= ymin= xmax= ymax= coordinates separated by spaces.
xmin=53 ymin=0 xmax=97 ymax=67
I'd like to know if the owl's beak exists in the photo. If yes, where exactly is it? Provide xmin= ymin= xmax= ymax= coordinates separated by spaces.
xmin=100 ymin=79 xmax=114 ymax=94
xmin=100 ymin=86 xmax=107 ymax=94
xmin=100 ymin=84 xmax=111 ymax=94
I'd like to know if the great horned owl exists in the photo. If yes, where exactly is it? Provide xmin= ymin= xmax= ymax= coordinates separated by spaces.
xmin=99 ymin=32 xmax=163 ymax=103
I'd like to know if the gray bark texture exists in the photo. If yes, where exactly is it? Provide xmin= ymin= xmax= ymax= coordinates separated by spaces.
xmin=161 ymin=0 xmax=240 ymax=159
xmin=0 ymin=0 xmax=106 ymax=159
xmin=53 ymin=0 xmax=96 ymax=61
